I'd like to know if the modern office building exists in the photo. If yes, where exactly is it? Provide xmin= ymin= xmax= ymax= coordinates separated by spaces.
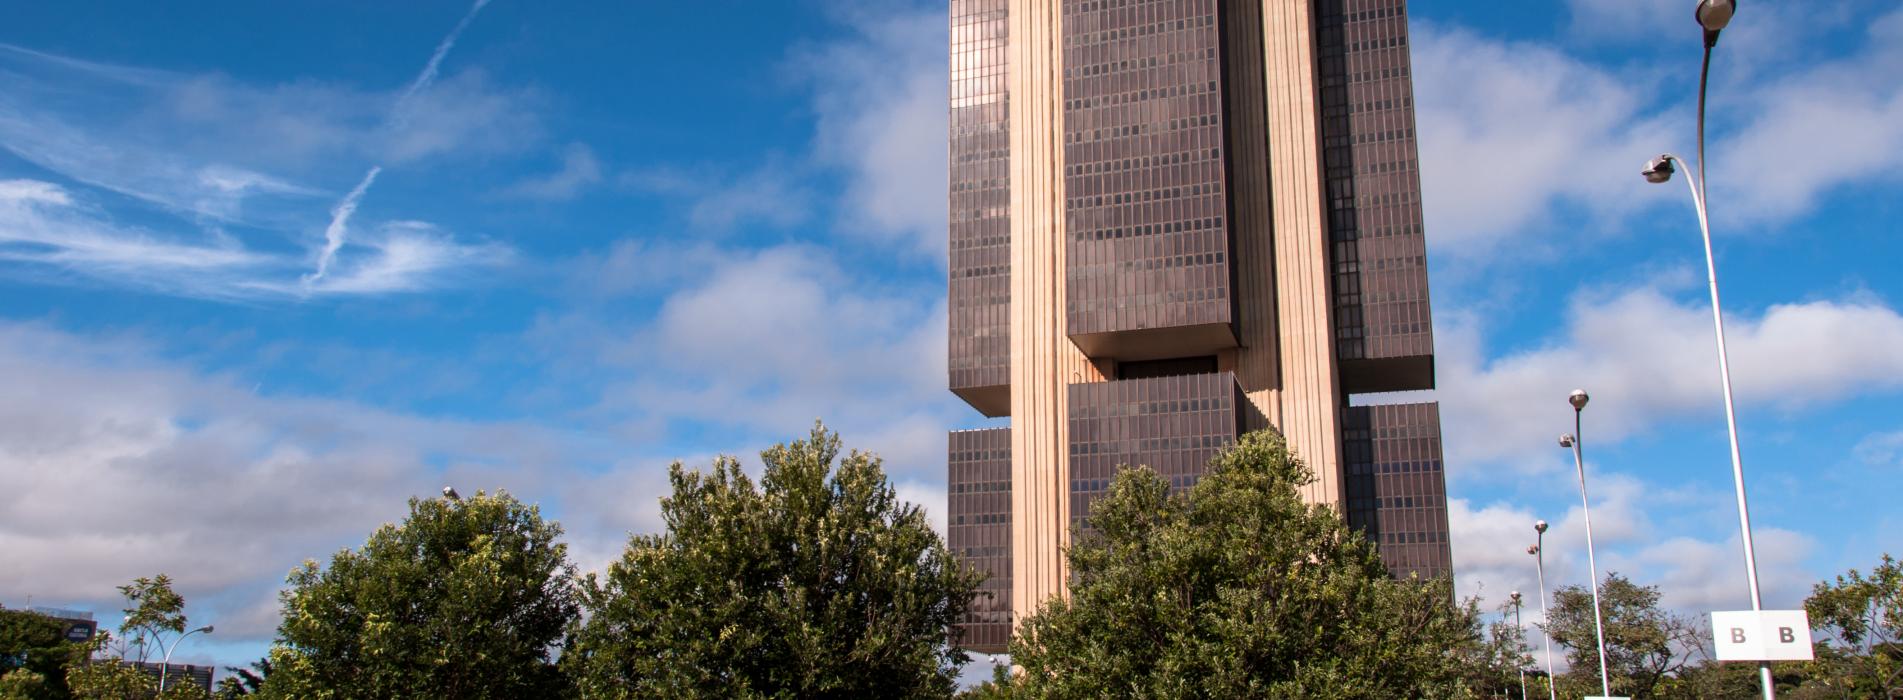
xmin=947 ymin=0 xmax=1452 ymax=653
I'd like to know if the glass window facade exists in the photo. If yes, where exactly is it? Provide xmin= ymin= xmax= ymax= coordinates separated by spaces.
xmin=1061 ymin=0 xmax=1235 ymax=354
xmin=1343 ymin=402 xmax=1452 ymax=580
xmin=949 ymin=0 xmax=1013 ymax=416
xmin=1066 ymin=372 xmax=1259 ymax=526
xmin=947 ymin=427 xmax=1012 ymax=653
xmin=1317 ymin=0 xmax=1435 ymax=392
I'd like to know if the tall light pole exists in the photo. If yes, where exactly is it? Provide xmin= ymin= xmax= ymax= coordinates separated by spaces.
xmin=1561 ymin=389 xmax=1612 ymax=697
xmin=1530 ymin=523 xmax=1557 ymax=700
xmin=1510 ymin=590 xmax=1528 ymax=700
xmin=1642 ymin=1 xmax=1775 ymax=697
xmin=158 ymin=625 xmax=213 ymax=693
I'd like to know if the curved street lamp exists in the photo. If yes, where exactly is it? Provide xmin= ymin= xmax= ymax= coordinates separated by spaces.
xmin=158 ymin=625 xmax=213 ymax=693
xmin=1530 ymin=521 xmax=1557 ymax=700
xmin=1646 ymin=1 xmax=1777 ymax=698
xmin=1561 ymin=389 xmax=1612 ymax=697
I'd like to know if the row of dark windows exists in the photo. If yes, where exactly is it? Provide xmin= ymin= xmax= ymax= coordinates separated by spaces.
xmin=954 ymin=513 xmax=1008 ymax=526
xmin=1070 ymin=251 xmax=1226 ymax=274
xmin=1384 ymin=530 xmax=1446 ymax=545
xmin=1065 ymin=47 xmax=1215 ymax=79
xmin=952 ymin=480 xmax=1009 ymax=494
xmin=1066 ymin=112 xmax=1220 ymax=143
xmin=1345 ymin=459 xmax=1443 ymax=476
xmin=1070 ymin=435 xmax=1233 ymax=455
xmin=1327 ymin=3 xmax=1407 ymax=23
xmin=958 ymin=546 xmax=1008 ymax=559
xmin=1065 ymin=80 xmax=1214 ymax=111
xmin=1067 ymin=148 xmax=1213 ymax=175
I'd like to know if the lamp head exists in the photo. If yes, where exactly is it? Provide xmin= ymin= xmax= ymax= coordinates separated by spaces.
xmin=1697 ymin=0 xmax=1736 ymax=36
xmin=1559 ymin=434 xmax=1576 ymax=448
xmin=1568 ymin=389 xmax=1590 ymax=411
xmin=198 ymin=625 xmax=214 ymax=634
xmin=1511 ymin=591 xmax=1522 ymax=604
xmin=1535 ymin=519 xmax=1549 ymax=534
xmin=1642 ymin=154 xmax=1676 ymax=184
xmin=443 ymin=486 xmax=460 ymax=501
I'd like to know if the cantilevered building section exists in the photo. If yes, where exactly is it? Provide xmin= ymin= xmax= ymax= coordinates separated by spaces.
xmin=947 ymin=0 xmax=1450 ymax=654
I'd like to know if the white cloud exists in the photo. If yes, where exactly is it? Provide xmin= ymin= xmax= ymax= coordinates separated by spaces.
xmin=1611 ymin=528 xmax=1817 ymax=612
xmin=531 ymin=241 xmax=961 ymax=483
xmin=792 ymin=5 xmax=948 ymax=255
xmin=621 ymin=160 xmax=815 ymax=233
xmin=0 ymin=47 xmax=537 ymax=225
xmin=0 ymin=320 xmax=675 ymax=641
xmin=1852 ymin=430 xmax=1903 ymax=469
xmin=504 ymin=143 xmax=604 ymax=201
xmin=1710 ymin=7 xmax=1903 ymax=225
xmin=0 ymin=179 xmax=506 ymax=299
xmin=1411 ymin=24 xmax=1679 ymax=255
xmin=1436 ymin=283 xmax=1903 ymax=471
xmin=1414 ymin=6 xmax=1903 ymax=261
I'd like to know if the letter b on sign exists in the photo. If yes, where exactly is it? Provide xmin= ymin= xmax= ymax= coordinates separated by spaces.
xmin=1712 ymin=610 xmax=1814 ymax=661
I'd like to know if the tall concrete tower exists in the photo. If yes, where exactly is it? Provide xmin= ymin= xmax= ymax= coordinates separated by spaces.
xmin=946 ymin=0 xmax=1451 ymax=653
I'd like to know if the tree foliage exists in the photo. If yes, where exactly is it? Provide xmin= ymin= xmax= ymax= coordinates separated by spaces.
xmin=1 ymin=605 xmax=78 ymax=699
xmin=114 ymin=576 xmax=186 ymax=666
xmin=1544 ymin=572 xmax=1701 ymax=698
xmin=562 ymin=423 xmax=980 ymax=699
xmin=1006 ymin=430 xmax=1481 ymax=698
xmin=261 ymin=490 xmax=578 ymax=699
xmin=1802 ymin=552 xmax=1903 ymax=696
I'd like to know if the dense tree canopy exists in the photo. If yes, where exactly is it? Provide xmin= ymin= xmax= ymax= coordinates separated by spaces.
xmin=1 ymin=605 xmax=78 ymax=699
xmin=1544 ymin=572 xmax=1701 ymax=698
xmin=261 ymin=490 xmax=578 ymax=699
xmin=1005 ymin=430 xmax=1481 ymax=698
xmin=562 ymin=424 xmax=980 ymax=699
xmin=1802 ymin=553 xmax=1903 ymax=696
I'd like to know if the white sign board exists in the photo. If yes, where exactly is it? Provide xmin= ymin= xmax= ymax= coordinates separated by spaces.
xmin=1711 ymin=609 xmax=1814 ymax=661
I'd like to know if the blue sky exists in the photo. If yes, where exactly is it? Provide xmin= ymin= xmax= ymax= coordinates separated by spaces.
xmin=3 ymin=0 xmax=1901 ymax=672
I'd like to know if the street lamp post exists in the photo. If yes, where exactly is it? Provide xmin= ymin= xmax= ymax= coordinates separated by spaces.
xmin=1561 ymin=389 xmax=1612 ymax=697
xmin=1510 ymin=590 xmax=1528 ymax=700
xmin=1530 ymin=523 xmax=1557 ymax=700
xmin=1642 ymin=1 xmax=1776 ymax=697
xmin=158 ymin=625 xmax=213 ymax=693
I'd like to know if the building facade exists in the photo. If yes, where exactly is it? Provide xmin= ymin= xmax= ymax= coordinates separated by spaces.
xmin=948 ymin=0 xmax=1451 ymax=654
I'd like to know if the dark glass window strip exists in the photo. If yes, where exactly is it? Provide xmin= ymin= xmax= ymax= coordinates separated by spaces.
xmin=947 ymin=427 xmax=1012 ymax=652
xmin=949 ymin=0 xmax=1012 ymax=393
xmin=1060 ymin=0 xmax=1234 ymax=338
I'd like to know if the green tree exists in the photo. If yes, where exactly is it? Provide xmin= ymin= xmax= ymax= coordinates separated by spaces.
xmin=1 ymin=605 xmax=79 ymax=699
xmin=1803 ymin=553 xmax=1903 ymax=696
xmin=562 ymin=423 xmax=981 ymax=699
xmin=53 ymin=574 xmax=211 ymax=700
xmin=1006 ymin=430 xmax=1482 ymax=698
xmin=1455 ymin=600 xmax=1539 ymax=698
xmin=212 ymin=657 xmax=271 ymax=698
xmin=261 ymin=489 xmax=578 ymax=699
xmin=113 ymin=577 xmax=186 ymax=665
xmin=1544 ymin=572 xmax=1701 ymax=698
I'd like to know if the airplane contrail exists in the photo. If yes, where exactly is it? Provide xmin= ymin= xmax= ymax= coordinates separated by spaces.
xmin=306 ymin=0 xmax=492 ymax=287
xmin=305 ymin=166 xmax=380 ymax=286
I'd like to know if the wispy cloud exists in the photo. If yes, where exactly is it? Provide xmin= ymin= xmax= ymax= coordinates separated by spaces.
xmin=393 ymin=0 xmax=496 ymax=122
xmin=306 ymin=167 xmax=381 ymax=286
xmin=0 ymin=179 xmax=505 ymax=300
xmin=1432 ymin=280 xmax=1903 ymax=474
xmin=504 ymin=143 xmax=602 ymax=201
xmin=310 ymin=0 xmax=496 ymax=283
